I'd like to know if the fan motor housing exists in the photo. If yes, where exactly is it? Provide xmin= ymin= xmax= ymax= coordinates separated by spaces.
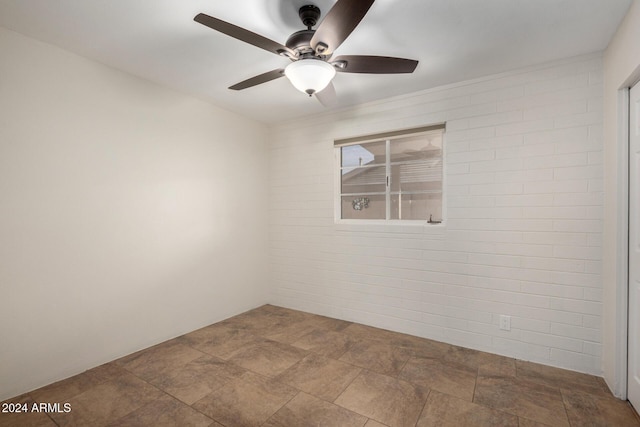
xmin=285 ymin=29 xmax=315 ymax=53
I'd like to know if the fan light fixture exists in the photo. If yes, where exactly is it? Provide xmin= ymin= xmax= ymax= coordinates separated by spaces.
xmin=285 ymin=59 xmax=336 ymax=96
xmin=194 ymin=1 xmax=419 ymax=102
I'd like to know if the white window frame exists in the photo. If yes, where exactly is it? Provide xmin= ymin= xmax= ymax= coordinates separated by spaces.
xmin=334 ymin=124 xmax=446 ymax=225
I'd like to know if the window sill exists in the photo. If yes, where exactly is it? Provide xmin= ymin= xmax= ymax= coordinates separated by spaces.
xmin=334 ymin=219 xmax=446 ymax=233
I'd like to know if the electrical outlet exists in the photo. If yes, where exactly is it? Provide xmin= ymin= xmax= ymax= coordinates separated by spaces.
xmin=499 ymin=315 xmax=511 ymax=331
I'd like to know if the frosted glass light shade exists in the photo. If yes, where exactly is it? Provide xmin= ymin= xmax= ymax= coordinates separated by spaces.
xmin=284 ymin=59 xmax=336 ymax=95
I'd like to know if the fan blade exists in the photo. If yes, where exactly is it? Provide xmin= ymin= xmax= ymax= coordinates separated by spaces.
xmin=195 ymin=13 xmax=294 ymax=58
xmin=310 ymin=0 xmax=375 ymax=56
xmin=229 ymin=69 xmax=285 ymax=90
xmin=332 ymin=55 xmax=418 ymax=74
xmin=316 ymin=82 xmax=337 ymax=107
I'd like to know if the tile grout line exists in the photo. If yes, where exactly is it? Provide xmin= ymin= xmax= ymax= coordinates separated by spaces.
xmin=259 ymin=390 xmax=301 ymax=427
xmin=558 ymin=388 xmax=574 ymax=427
xmin=331 ymin=366 xmax=365 ymax=406
xmin=114 ymin=348 xmax=237 ymax=427
xmin=471 ymin=367 xmax=479 ymax=404
xmin=397 ymin=349 xmax=412 ymax=378
xmin=412 ymin=388 xmax=432 ymax=427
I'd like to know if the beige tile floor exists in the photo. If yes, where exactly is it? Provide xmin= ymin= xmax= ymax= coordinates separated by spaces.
xmin=2 ymin=304 xmax=639 ymax=427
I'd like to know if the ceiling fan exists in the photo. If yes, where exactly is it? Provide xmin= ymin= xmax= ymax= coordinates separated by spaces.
xmin=194 ymin=0 xmax=418 ymax=105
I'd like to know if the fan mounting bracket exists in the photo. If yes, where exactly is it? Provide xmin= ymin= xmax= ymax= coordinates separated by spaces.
xmin=298 ymin=5 xmax=321 ymax=29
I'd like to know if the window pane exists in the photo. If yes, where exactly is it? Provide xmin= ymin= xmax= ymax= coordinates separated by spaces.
xmin=341 ymin=141 xmax=386 ymax=167
xmin=341 ymin=194 xmax=386 ymax=220
xmin=390 ymin=192 xmax=442 ymax=221
xmin=337 ymin=126 xmax=445 ymax=223
xmin=389 ymin=133 xmax=442 ymax=164
xmin=390 ymin=159 xmax=442 ymax=192
xmin=341 ymin=165 xmax=386 ymax=194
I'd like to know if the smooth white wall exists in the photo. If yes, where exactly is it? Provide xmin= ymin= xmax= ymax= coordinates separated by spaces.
xmin=0 ymin=27 xmax=268 ymax=400
xmin=602 ymin=0 xmax=640 ymax=397
xmin=269 ymin=54 xmax=604 ymax=375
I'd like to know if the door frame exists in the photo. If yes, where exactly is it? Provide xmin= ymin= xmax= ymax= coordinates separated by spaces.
xmin=615 ymin=86 xmax=629 ymax=400
xmin=617 ymin=72 xmax=640 ymax=400
xmin=628 ymin=79 xmax=640 ymax=411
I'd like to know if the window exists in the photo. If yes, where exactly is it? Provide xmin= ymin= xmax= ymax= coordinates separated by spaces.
xmin=336 ymin=124 xmax=444 ymax=222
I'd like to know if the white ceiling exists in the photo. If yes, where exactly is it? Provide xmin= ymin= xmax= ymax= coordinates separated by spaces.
xmin=0 ymin=0 xmax=632 ymax=124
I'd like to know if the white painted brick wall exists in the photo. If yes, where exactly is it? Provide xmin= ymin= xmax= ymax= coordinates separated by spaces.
xmin=268 ymin=54 xmax=604 ymax=375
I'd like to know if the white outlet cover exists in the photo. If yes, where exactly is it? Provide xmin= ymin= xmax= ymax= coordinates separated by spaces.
xmin=499 ymin=315 xmax=511 ymax=331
